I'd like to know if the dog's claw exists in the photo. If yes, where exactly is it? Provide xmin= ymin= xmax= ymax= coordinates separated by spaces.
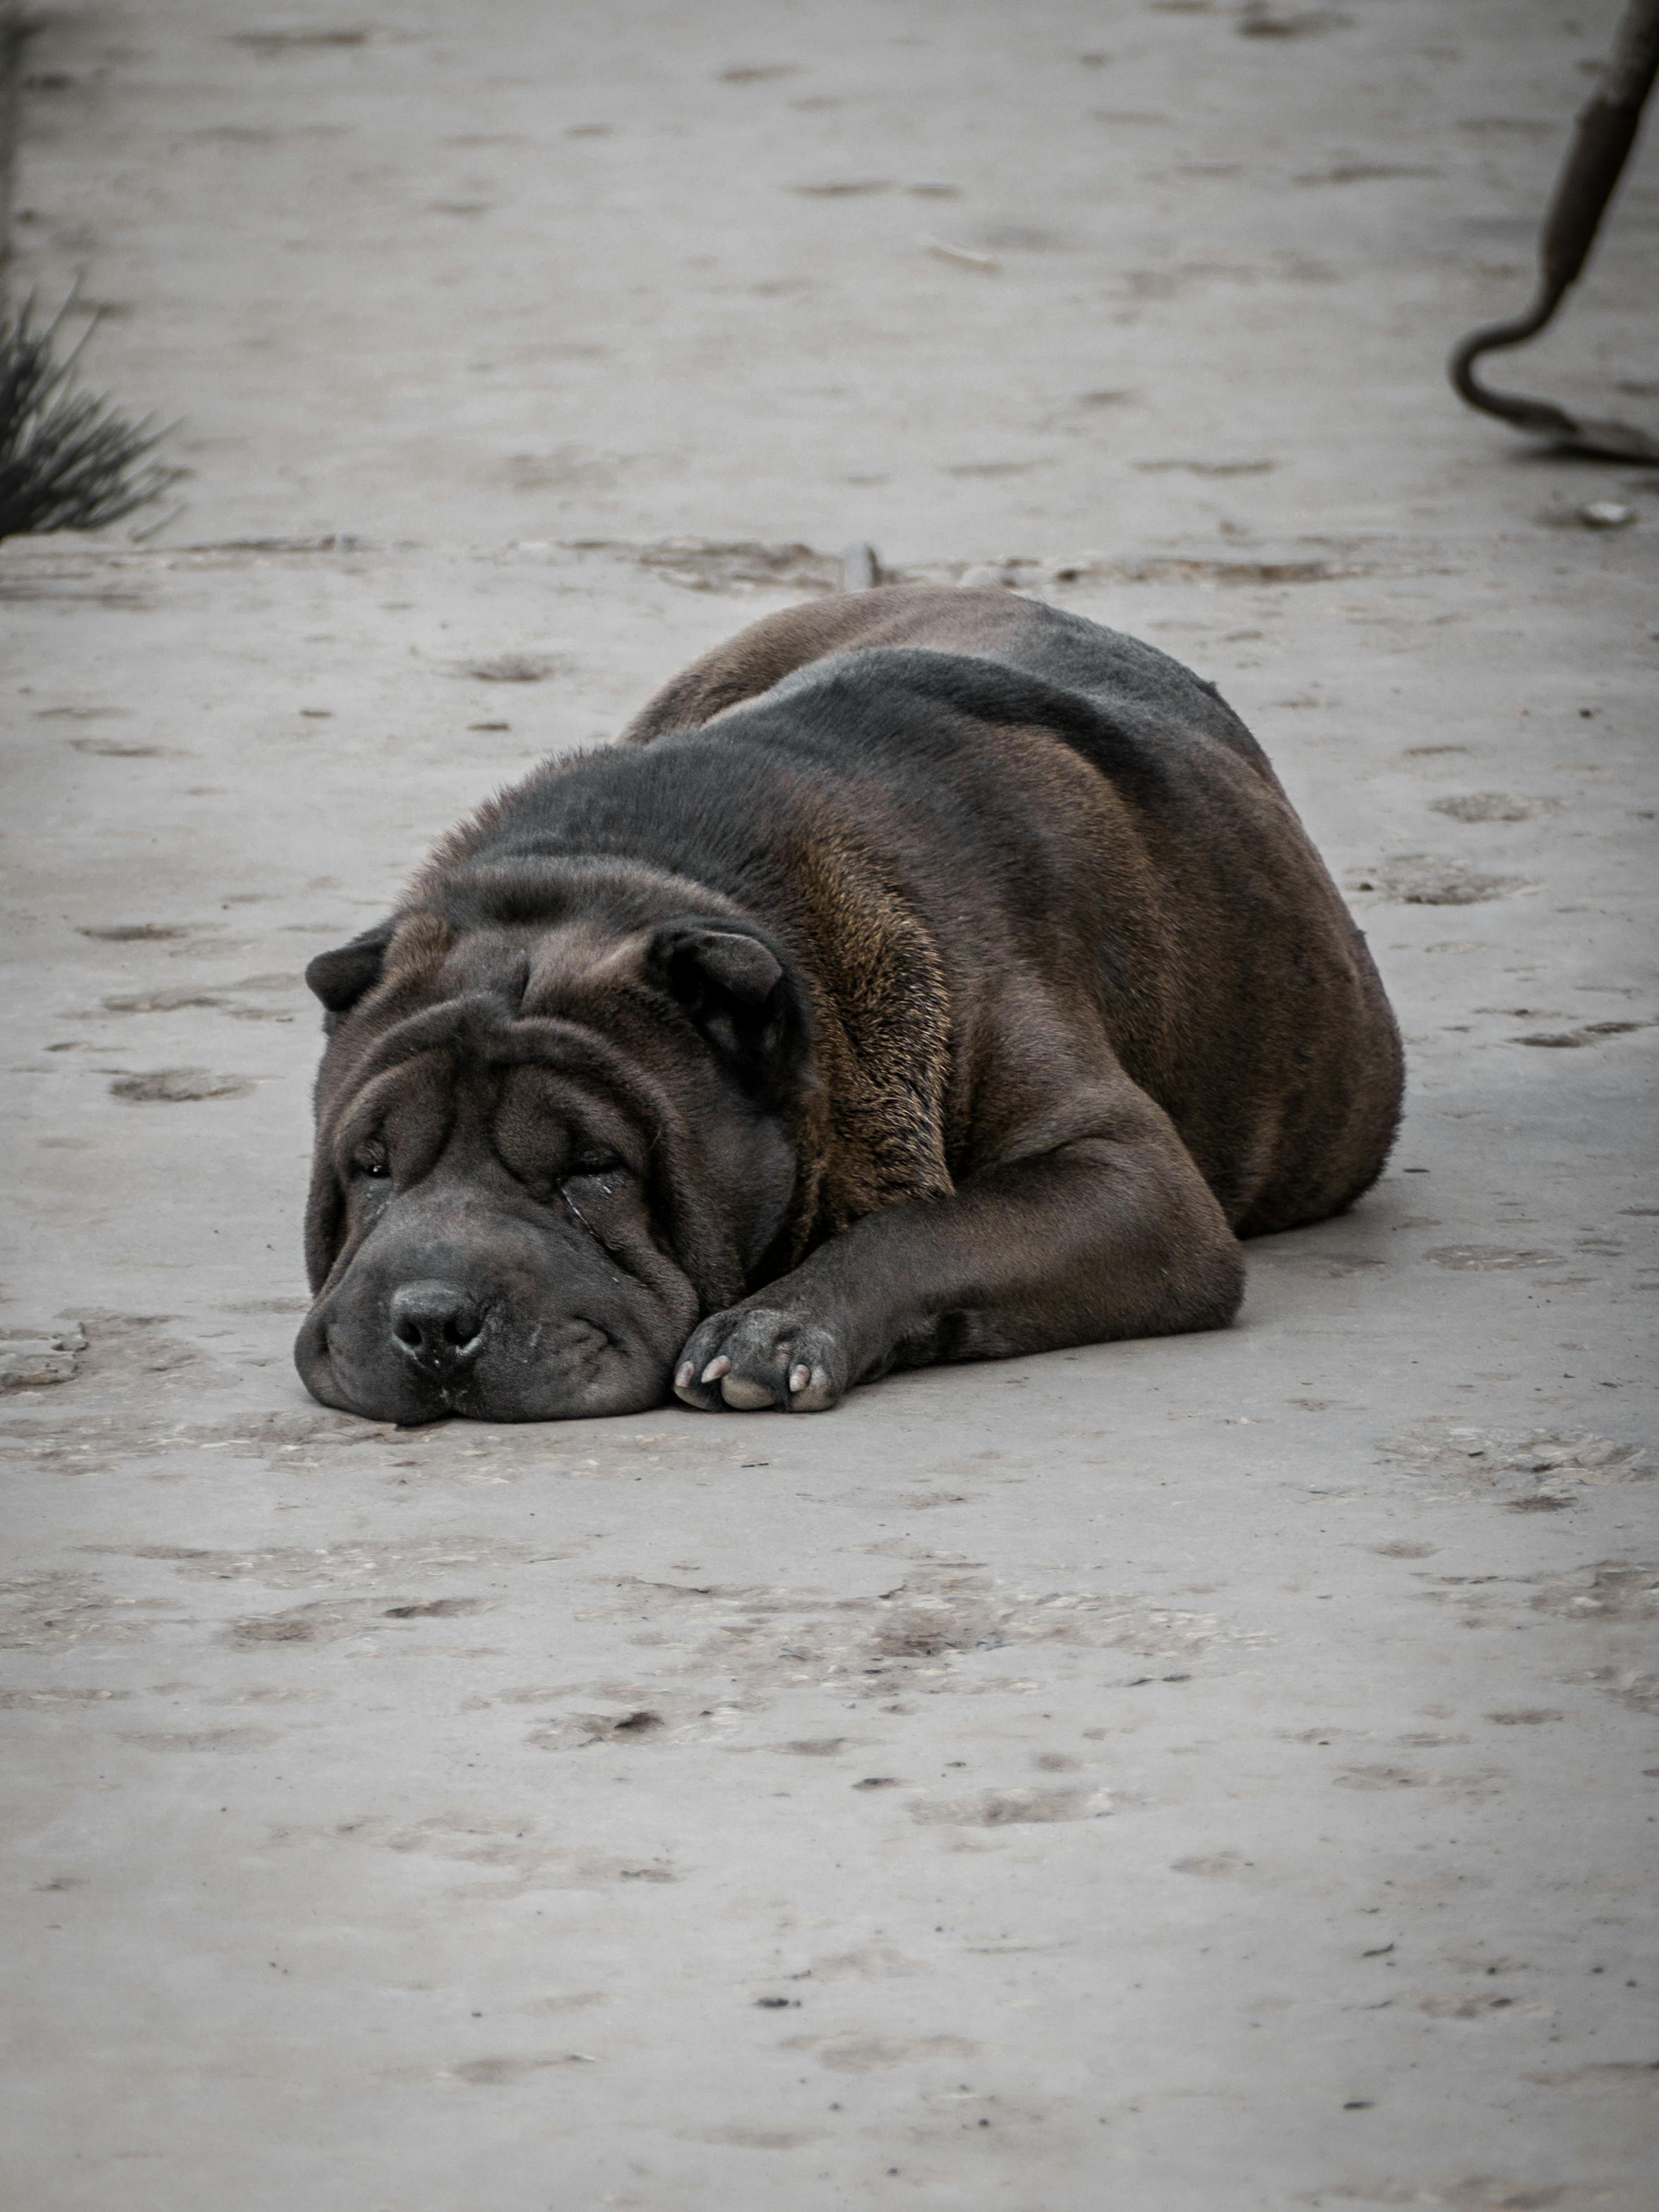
xmin=700 ymin=1354 xmax=732 ymax=1385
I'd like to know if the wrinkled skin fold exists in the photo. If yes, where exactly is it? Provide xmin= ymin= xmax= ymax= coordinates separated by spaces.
xmin=297 ymin=586 xmax=1403 ymax=1421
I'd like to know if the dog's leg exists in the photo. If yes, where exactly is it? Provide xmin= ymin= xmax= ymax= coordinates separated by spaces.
xmin=673 ymin=1081 xmax=1243 ymax=1412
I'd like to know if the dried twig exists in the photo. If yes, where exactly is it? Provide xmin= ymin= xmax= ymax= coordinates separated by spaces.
xmin=916 ymin=233 xmax=1000 ymax=272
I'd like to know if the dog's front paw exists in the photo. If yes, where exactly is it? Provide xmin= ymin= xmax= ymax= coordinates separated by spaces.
xmin=673 ymin=1305 xmax=850 ymax=1413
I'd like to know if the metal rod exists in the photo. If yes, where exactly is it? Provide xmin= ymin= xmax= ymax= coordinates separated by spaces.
xmin=1448 ymin=0 xmax=1659 ymax=464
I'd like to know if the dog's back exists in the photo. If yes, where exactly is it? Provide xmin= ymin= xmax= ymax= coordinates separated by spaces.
xmin=622 ymin=586 xmax=1403 ymax=1236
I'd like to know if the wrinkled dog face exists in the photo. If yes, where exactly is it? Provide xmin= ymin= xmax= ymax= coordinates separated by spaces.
xmin=297 ymin=1054 xmax=700 ymax=1423
xmin=295 ymin=902 xmax=804 ymax=1423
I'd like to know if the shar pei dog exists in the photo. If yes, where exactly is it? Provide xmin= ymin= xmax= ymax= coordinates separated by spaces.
xmin=295 ymin=586 xmax=1402 ymax=1423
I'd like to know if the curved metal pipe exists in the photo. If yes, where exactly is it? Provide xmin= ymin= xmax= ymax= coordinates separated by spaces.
xmin=1449 ymin=0 xmax=1659 ymax=463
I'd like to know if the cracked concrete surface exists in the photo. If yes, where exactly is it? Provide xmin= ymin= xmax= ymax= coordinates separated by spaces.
xmin=1 ymin=3 xmax=1655 ymax=2207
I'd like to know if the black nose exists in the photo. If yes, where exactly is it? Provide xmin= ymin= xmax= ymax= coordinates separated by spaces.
xmin=388 ymin=1281 xmax=485 ymax=1372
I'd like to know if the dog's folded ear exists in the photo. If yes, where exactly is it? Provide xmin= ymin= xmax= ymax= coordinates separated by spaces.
xmin=647 ymin=917 xmax=808 ymax=1095
xmin=305 ymin=920 xmax=397 ymax=1018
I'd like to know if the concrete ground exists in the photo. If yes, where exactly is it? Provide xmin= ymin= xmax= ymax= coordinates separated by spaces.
xmin=2 ymin=3 xmax=1656 ymax=2206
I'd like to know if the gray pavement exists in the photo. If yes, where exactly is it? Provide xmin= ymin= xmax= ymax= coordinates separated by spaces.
xmin=2 ymin=4 xmax=1656 ymax=2208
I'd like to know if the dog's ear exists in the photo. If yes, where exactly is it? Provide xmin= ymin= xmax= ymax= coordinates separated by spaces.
xmin=303 ymin=1152 xmax=345 ymax=1293
xmin=647 ymin=917 xmax=808 ymax=1095
xmin=306 ymin=920 xmax=397 ymax=1019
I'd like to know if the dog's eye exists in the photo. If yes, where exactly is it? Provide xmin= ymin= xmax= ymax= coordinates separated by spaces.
xmin=353 ymin=1141 xmax=389 ymax=1179
xmin=567 ymin=1153 xmax=623 ymax=1179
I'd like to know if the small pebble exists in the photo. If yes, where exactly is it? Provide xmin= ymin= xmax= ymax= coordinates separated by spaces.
xmin=1579 ymin=501 xmax=1635 ymax=530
